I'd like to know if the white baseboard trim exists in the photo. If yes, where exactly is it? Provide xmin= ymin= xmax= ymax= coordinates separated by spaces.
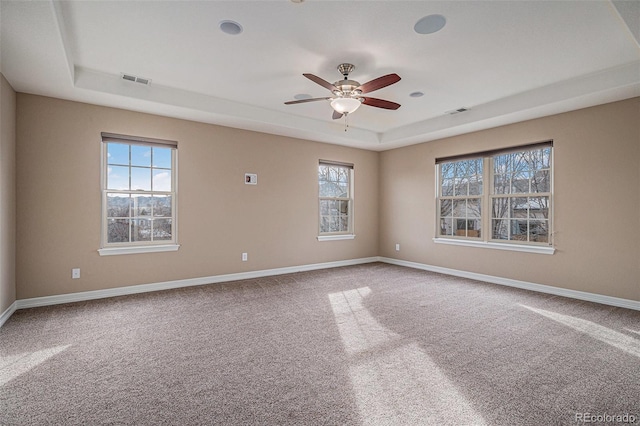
xmin=0 ymin=301 xmax=17 ymax=328
xmin=3 ymin=255 xmax=637 ymax=328
xmin=15 ymin=257 xmax=381 ymax=310
xmin=379 ymin=257 xmax=640 ymax=311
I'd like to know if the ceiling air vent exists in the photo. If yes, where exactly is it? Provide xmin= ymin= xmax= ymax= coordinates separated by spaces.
xmin=446 ymin=107 xmax=469 ymax=115
xmin=121 ymin=73 xmax=151 ymax=85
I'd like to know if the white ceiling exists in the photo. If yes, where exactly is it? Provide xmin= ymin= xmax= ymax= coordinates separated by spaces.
xmin=2 ymin=1 xmax=639 ymax=151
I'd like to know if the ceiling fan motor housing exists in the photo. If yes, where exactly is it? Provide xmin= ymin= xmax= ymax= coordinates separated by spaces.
xmin=333 ymin=80 xmax=362 ymax=97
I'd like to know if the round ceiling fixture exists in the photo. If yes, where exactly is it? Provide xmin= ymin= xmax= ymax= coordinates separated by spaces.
xmin=414 ymin=14 xmax=446 ymax=35
xmin=410 ymin=91 xmax=424 ymax=98
xmin=219 ymin=20 xmax=243 ymax=35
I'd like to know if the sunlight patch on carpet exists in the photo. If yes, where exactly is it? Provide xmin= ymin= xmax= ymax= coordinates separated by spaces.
xmin=520 ymin=305 xmax=640 ymax=358
xmin=329 ymin=287 xmax=486 ymax=425
xmin=0 ymin=345 xmax=71 ymax=386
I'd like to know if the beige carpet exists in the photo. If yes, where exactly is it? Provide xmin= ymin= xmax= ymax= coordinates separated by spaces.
xmin=1 ymin=263 xmax=638 ymax=425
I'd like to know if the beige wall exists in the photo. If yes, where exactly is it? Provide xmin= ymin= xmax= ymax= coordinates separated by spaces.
xmin=380 ymin=97 xmax=640 ymax=301
xmin=0 ymin=74 xmax=17 ymax=313
xmin=16 ymin=94 xmax=379 ymax=299
xmin=13 ymin=93 xmax=640 ymax=302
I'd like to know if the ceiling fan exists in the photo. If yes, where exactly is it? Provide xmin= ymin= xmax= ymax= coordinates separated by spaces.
xmin=284 ymin=63 xmax=401 ymax=120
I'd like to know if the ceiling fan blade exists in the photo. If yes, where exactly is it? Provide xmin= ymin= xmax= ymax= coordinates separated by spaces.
xmin=284 ymin=97 xmax=330 ymax=105
xmin=332 ymin=110 xmax=344 ymax=120
xmin=303 ymin=73 xmax=338 ymax=92
xmin=362 ymin=97 xmax=401 ymax=110
xmin=356 ymin=74 xmax=401 ymax=94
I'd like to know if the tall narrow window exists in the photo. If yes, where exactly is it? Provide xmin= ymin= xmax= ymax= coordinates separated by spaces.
xmin=438 ymin=158 xmax=483 ymax=238
xmin=491 ymin=146 xmax=551 ymax=243
xmin=101 ymin=133 xmax=177 ymax=251
xmin=318 ymin=161 xmax=354 ymax=236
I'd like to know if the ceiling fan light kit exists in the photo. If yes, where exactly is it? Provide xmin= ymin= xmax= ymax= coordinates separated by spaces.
xmin=330 ymin=97 xmax=362 ymax=114
xmin=285 ymin=63 xmax=401 ymax=129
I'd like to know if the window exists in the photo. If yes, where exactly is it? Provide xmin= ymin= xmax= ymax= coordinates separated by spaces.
xmin=100 ymin=133 xmax=177 ymax=254
xmin=318 ymin=161 xmax=354 ymax=238
xmin=439 ymin=158 xmax=483 ymax=238
xmin=436 ymin=142 xmax=552 ymax=250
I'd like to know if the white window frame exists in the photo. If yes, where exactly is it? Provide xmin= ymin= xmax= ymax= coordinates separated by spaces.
xmin=317 ymin=161 xmax=355 ymax=241
xmin=98 ymin=133 xmax=179 ymax=256
xmin=435 ymin=142 xmax=554 ymax=255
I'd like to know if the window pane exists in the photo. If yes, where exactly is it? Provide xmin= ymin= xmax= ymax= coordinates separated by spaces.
xmin=153 ymin=170 xmax=172 ymax=192
xmin=530 ymin=220 xmax=548 ymax=243
xmin=529 ymin=196 xmax=549 ymax=219
xmin=440 ymin=199 xmax=452 ymax=217
xmin=153 ymin=147 xmax=172 ymax=169
xmin=455 ymin=219 xmax=467 ymax=236
xmin=328 ymin=167 xmax=338 ymax=182
xmin=441 ymin=179 xmax=454 ymax=196
xmin=511 ymin=219 xmax=528 ymax=241
xmin=511 ymin=172 xmax=529 ymax=193
xmin=132 ymin=218 xmax=151 ymax=242
xmin=467 ymin=198 xmax=481 ymax=218
xmin=339 ymin=200 xmax=349 ymax=215
xmin=153 ymin=195 xmax=172 ymax=217
xmin=494 ymin=154 xmax=511 ymax=174
xmin=440 ymin=217 xmax=453 ymax=236
xmin=338 ymin=216 xmax=349 ymax=232
xmin=492 ymin=197 xmax=509 ymax=219
xmin=453 ymin=199 xmax=467 ymax=217
xmin=492 ymin=219 xmax=508 ymax=240
xmin=441 ymin=163 xmax=454 ymax=180
xmin=531 ymin=170 xmax=550 ymax=193
xmin=132 ymin=195 xmax=152 ymax=217
xmin=153 ymin=218 xmax=172 ymax=241
xmin=469 ymin=174 xmax=483 ymax=196
xmin=107 ymin=194 xmax=130 ymax=217
xmin=107 ymin=143 xmax=129 ymax=166
xmin=468 ymin=219 xmax=481 ymax=238
xmin=320 ymin=216 xmax=330 ymax=233
xmin=131 ymin=167 xmax=151 ymax=191
xmin=511 ymin=197 xmax=528 ymax=218
xmin=108 ymin=219 xmax=130 ymax=243
xmin=131 ymin=145 xmax=151 ymax=167
xmin=493 ymin=173 xmax=509 ymax=194
xmin=454 ymin=177 xmax=468 ymax=196
xmin=107 ymin=166 xmax=130 ymax=190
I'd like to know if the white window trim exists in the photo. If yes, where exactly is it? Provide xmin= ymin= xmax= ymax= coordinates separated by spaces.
xmin=433 ymin=238 xmax=555 ymax=255
xmin=435 ymin=143 xmax=554 ymax=252
xmin=98 ymin=244 xmax=181 ymax=256
xmin=317 ymin=234 xmax=356 ymax=241
xmin=318 ymin=161 xmax=354 ymax=238
xmin=100 ymin=134 xmax=179 ymax=252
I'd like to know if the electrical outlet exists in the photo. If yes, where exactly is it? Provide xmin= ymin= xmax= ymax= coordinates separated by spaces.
xmin=242 ymin=253 xmax=248 ymax=262
xmin=72 ymin=268 xmax=80 ymax=279
xmin=395 ymin=244 xmax=400 ymax=251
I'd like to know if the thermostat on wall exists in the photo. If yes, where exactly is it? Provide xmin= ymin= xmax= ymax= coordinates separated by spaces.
xmin=245 ymin=173 xmax=257 ymax=185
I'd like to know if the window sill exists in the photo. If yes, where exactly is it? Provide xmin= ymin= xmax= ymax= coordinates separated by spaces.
xmin=98 ymin=244 xmax=180 ymax=256
xmin=317 ymin=234 xmax=356 ymax=242
xmin=433 ymin=238 xmax=555 ymax=255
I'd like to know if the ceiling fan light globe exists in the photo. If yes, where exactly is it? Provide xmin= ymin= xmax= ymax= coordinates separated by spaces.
xmin=331 ymin=97 xmax=362 ymax=114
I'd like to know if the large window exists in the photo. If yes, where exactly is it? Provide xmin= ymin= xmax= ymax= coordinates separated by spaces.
xmin=318 ymin=161 xmax=353 ymax=237
xmin=101 ymin=133 xmax=177 ymax=251
xmin=437 ymin=142 xmax=552 ymax=248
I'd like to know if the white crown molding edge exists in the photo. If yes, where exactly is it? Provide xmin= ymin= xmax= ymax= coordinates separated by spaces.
xmin=380 ymin=257 xmax=640 ymax=311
